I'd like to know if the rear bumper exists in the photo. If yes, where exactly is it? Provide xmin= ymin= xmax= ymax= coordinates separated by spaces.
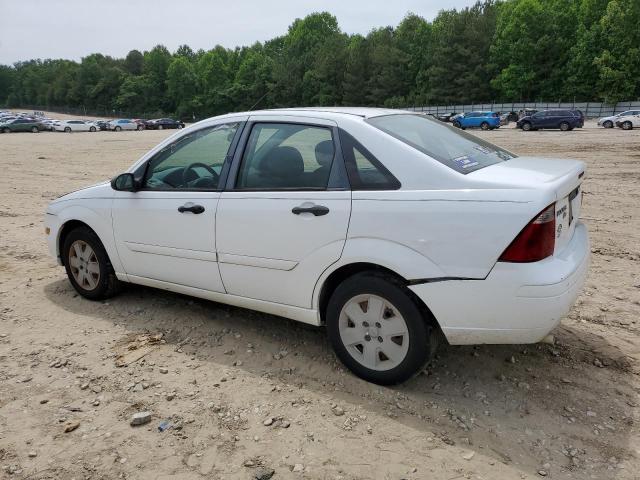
xmin=410 ymin=222 xmax=589 ymax=345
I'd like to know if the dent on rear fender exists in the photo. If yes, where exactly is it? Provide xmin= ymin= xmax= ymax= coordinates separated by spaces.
xmin=312 ymin=237 xmax=448 ymax=309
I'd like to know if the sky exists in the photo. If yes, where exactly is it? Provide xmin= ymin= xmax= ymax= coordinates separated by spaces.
xmin=0 ymin=0 xmax=478 ymax=65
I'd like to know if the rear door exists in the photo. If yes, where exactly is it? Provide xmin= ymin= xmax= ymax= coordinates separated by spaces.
xmin=216 ymin=116 xmax=351 ymax=308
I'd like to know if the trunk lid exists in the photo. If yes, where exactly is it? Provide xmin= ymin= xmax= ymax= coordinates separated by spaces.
xmin=469 ymin=156 xmax=585 ymax=255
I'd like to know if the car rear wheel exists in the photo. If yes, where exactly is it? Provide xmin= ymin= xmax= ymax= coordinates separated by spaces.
xmin=480 ymin=121 xmax=490 ymax=130
xmin=326 ymin=272 xmax=436 ymax=385
xmin=622 ymin=121 xmax=633 ymax=130
xmin=89 ymin=126 xmax=96 ymax=132
xmin=2 ymin=128 xmax=9 ymax=133
xmin=31 ymin=126 xmax=39 ymax=133
xmin=62 ymin=227 xmax=120 ymax=300
xmin=64 ymin=127 xmax=71 ymax=133
xmin=560 ymin=122 xmax=570 ymax=131
xmin=603 ymin=120 xmax=613 ymax=128
xmin=115 ymin=126 xmax=122 ymax=132
xmin=158 ymin=125 xmax=164 ymax=130
xmin=178 ymin=124 xmax=183 ymax=129
xmin=137 ymin=125 xmax=144 ymax=131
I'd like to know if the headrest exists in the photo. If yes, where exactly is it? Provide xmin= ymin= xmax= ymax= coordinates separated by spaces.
xmin=260 ymin=146 xmax=304 ymax=177
xmin=315 ymin=140 xmax=334 ymax=167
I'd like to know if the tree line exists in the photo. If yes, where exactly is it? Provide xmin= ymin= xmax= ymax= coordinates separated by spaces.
xmin=0 ymin=0 xmax=638 ymax=119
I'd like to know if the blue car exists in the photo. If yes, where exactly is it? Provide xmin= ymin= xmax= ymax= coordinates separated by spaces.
xmin=452 ymin=111 xmax=500 ymax=130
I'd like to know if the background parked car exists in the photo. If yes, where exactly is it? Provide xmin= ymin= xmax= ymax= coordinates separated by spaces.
xmin=145 ymin=118 xmax=185 ymax=130
xmin=0 ymin=118 xmax=44 ymax=133
xmin=55 ymin=120 xmax=97 ymax=132
xmin=94 ymin=120 xmax=110 ymax=131
xmin=131 ymin=119 xmax=149 ymax=130
xmin=516 ymin=110 xmax=581 ymax=131
xmin=108 ymin=119 xmax=138 ymax=131
xmin=452 ymin=111 xmax=500 ymax=130
xmin=434 ymin=112 xmax=458 ymax=123
xmin=598 ymin=110 xmax=640 ymax=128
xmin=615 ymin=113 xmax=640 ymax=130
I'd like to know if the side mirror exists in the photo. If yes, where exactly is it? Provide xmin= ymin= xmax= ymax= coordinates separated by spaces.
xmin=111 ymin=173 xmax=138 ymax=192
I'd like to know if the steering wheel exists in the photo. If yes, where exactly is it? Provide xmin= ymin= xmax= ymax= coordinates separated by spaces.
xmin=182 ymin=162 xmax=218 ymax=187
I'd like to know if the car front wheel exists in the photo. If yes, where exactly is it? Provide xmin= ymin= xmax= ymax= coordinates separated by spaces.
xmin=452 ymin=121 xmax=461 ymax=128
xmin=326 ymin=273 xmax=436 ymax=385
xmin=115 ymin=126 xmax=122 ymax=132
xmin=90 ymin=126 xmax=96 ymax=132
xmin=62 ymin=227 xmax=120 ymax=300
xmin=31 ymin=126 xmax=39 ymax=133
xmin=521 ymin=122 xmax=532 ymax=131
xmin=603 ymin=120 xmax=613 ymax=128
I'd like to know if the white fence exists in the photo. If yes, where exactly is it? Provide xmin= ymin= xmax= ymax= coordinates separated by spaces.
xmin=405 ymin=101 xmax=640 ymax=119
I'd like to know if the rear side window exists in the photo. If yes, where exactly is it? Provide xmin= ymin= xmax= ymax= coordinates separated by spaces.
xmin=339 ymin=129 xmax=400 ymax=190
xmin=236 ymin=123 xmax=335 ymax=190
xmin=366 ymin=114 xmax=516 ymax=174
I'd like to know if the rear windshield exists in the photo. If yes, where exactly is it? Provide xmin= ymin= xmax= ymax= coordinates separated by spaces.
xmin=366 ymin=114 xmax=516 ymax=174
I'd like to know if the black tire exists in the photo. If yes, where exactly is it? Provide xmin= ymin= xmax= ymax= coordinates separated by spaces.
xmin=64 ymin=127 xmax=71 ymax=133
xmin=115 ymin=126 xmax=122 ymax=132
xmin=480 ymin=121 xmax=490 ymax=131
xmin=622 ymin=121 xmax=633 ymax=130
xmin=137 ymin=125 xmax=144 ymax=131
xmin=31 ymin=126 xmax=39 ymax=133
xmin=452 ymin=121 xmax=461 ymax=129
xmin=522 ymin=121 xmax=532 ymax=131
xmin=2 ymin=128 xmax=9 ymax=133
xmin=603 ymin=120 xmax=613 ymax=128
xmin=90 ymin=126 xmax=96 ymax=132
xmin=158 ymin=124 xmax=164 ymax=130
xmin=62 ymin=227 xmax=120 ymax=300
xmin=326 ymin=272 xmax=436 ymax=385
xmin=560 ymin=122 xmax=570 ymax=131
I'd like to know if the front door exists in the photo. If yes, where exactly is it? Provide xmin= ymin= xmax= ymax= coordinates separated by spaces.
xmin=111 ymin=121 xmax=243 ymax=292
xmin=216 ymin=118 xmax=351 ymax=308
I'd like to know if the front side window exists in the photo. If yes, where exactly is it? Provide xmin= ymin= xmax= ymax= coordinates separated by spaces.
xmin=236 ymin=123 xmax=335 ymax=190
xmin=367 ymin=114 xmax=516 ymax=175
xmin=143 ymin=122 xmax=240 ymax=190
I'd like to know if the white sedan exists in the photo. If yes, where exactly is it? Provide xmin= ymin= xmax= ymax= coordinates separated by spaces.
xmin=108 ymin=119 xmax=140 ymax=131
xmin=615 ymin=113 xmax=640 ymax=130
xmin=55 ymin=120 xmax=97 ymax=132
xmin=44 ymin=108 xmax=589 ymax=384
xmin=597 ymin=110 xmax=640 ymax=128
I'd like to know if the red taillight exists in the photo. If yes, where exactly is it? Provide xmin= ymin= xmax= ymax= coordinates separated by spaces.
xmin=499 ymin=203 xmax=555 ymax=262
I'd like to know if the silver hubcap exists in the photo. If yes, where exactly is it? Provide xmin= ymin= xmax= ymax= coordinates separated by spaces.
xmin=338 ymin=294 xmax=409 ymax=371
xmin=69 ymin=240 xmax=100 ymax=290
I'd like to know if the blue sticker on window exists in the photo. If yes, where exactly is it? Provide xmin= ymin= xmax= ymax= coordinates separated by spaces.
xmin=452 ymin=155 xmax=480 ymax=169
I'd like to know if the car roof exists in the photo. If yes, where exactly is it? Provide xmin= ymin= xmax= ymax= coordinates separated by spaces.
xmin=233 ymin=107 xmax=410 ymax=119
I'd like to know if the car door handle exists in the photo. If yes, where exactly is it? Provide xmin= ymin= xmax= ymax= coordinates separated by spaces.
xmin=178 ymin=202 xmax=205 ymax=214
xmin=291 ymin=204 xmax=330 ymax=216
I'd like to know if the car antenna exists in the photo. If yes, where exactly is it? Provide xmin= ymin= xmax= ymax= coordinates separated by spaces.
xmin=248 ymin=82 xmax=278 ymax=111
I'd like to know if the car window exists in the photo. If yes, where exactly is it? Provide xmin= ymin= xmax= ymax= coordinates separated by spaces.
xmin=367 ymin=114 xmax=516 ymax=175
xmin=143 ymin=122 xmax=240 ymax=190
xmin=339 ymin=129 xmax=400 ymax=190
xmin=236 ymin=123 xmax=335 ymax=190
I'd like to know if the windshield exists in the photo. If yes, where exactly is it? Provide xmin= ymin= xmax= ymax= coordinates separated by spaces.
xmin=367 ymin=114 xmax=516 ymax=174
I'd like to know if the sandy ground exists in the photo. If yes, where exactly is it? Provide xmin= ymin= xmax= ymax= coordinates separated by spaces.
xmin=0 ymin=117 xmax=638 ymax=480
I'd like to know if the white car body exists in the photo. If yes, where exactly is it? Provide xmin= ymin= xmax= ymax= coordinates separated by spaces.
xmin=45 ymin=107 xmax=589 ymax=348
xmin=55 ymin=120 xmax=96 ymax=132
xmin=598 ymin=110 xmax=640 ymax=128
